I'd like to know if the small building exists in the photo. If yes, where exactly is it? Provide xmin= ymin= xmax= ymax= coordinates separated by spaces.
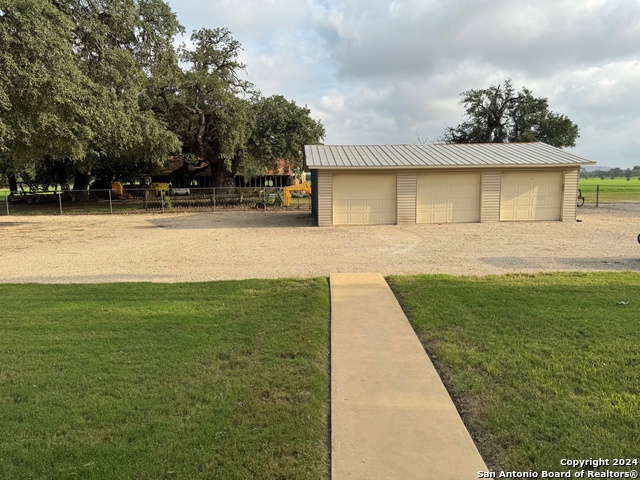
xmin=234 ymin=158 xmax=301 ymax=188
xmin=151 ymin=157 xmax=302 ymax=189
xmin=305 ymin=143 xmax=595 ymax=226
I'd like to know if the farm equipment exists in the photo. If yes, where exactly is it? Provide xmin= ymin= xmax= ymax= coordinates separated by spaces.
xmin=256 ymin=191 xmax=283 ymax=209
xmin=148 ymin=182 xmax=170 ymax=197
xmin=282 ymin=182 xmax=311 ymax=207
xmin=107 ymin=181 xmax=133 ymax=199
xmin=8 ymin=181 xmax=57 ymax=204
xmin=254 ymin=182 xmax=312 ymax=209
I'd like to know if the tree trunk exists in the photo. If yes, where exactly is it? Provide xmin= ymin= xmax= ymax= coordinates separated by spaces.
xmin=72 ymin=171 xmax=91 ymax=202
xmin=8 ymin=174 xmax=18 ymax=194
xmin=212 ymin=167 xmax=235 ymax=188
xmin=207 ymin=147 xmax=236 ymax=187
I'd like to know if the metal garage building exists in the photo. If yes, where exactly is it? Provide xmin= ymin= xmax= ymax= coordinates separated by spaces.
xmin=305 ymin=143 xmax=595 ymax=226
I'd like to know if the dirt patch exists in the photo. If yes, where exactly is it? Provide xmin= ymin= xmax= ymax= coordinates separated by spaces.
xmin=1 ymin=205 xmax=639 ymax=283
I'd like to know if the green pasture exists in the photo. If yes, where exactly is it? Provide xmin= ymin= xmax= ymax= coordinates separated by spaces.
xmin=390 ymin=272 xmax=640 ymax=473
xmin=579 ymin=177 xmax=640 ymax=203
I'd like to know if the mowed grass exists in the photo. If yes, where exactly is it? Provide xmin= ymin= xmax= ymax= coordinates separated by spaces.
xmin=0 ymin=280 xmax=330 ymax=479
xmin=389 ymin=272 xmax=640 ymax=472
xmin=579 ymin=177 xmax=640 ymax=203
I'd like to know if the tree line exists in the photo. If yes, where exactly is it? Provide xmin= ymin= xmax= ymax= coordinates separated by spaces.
xmin=0 ymin=0 xmax=325 ymax=192
xmin=580 ymin=167 xmax=640 ymax=180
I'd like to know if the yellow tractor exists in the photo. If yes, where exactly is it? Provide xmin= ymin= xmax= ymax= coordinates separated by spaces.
xmin=256 ymin=182 xmax=312 ymax=209
xmin=282 ymin=182 xmax=311 ymax=207
xmin=148 ymin=182 xmax=170 ymax=197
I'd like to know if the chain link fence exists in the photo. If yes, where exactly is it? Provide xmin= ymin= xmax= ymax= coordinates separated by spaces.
xmin=4 ymin=182 xmax=636 ymax=216
xmin=0 ymin=186 xmax=312 ymax=216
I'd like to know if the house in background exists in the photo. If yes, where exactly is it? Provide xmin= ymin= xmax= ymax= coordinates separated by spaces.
xmin=151 ymin=157 xmax=302 ymax=188
xmin=151 ymin=157 xmax=214 ymax=188
xmin=305 ymin=143 xmax=596 ymax=226
xmin=234 ymin=158 xmax=303 ymax=188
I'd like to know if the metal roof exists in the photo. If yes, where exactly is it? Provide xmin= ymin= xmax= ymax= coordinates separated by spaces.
xmin=304 ymin=143 xmax=596 ymax=169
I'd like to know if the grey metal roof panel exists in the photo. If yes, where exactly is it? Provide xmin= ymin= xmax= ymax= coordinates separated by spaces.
xmin=304 ymin=143 xmax=596 ymax=168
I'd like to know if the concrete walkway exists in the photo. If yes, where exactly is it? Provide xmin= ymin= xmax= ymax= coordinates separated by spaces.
xmin=330 ymin=272 xmax=487 ymax=480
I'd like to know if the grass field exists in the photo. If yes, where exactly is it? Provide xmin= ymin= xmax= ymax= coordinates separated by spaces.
xmin=389 ymin=272 xmax=640 ymax=473
xmin=579 ymin=177 xmax=640 ymax=203
xmin=0 ymin=280 xmax=330 ymax=480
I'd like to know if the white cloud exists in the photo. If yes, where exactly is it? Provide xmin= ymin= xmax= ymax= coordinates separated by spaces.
xmin=168 ymin=0 xmax=640 ymax=167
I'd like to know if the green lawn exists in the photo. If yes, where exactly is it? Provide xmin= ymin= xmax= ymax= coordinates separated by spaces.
xmin=4 ymin=273 xmax=639 ymax=477
xmin=389 ymin=272 xmax=640 ymax=473
xmin=0 ymin=280 xmax=330 ymax=480
xmin=579 ymin=177 xmax=640 ymax=203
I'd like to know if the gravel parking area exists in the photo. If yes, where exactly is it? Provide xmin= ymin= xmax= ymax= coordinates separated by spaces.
xmin=1 ymin=205 xmax=639 ymax=283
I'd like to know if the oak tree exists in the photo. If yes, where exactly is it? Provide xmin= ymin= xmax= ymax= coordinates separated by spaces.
xmin=442 ymin=79 xmax=579 ymax=148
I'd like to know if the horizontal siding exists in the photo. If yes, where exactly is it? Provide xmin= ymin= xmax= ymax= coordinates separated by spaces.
xmin=397 ymin=173 xmax=417 ymax=224
xmin=317 ymin=172 xmax=333 ymax=226
xmin=562 ymin=169 xmax=579 ymax=222
xmin=481 ymin=172 xmax=501 ymax=223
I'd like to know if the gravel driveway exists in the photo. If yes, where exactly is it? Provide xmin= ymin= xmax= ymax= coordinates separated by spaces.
xmin=1 ymin=205 xmax=639 ymax=283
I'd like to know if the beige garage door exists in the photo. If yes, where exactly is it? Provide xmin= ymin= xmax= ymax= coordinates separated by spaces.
xmin=333 ymin=174 xmax=396 ymax=225
xmin=417 ymin=173 xmax=480 ymax=223
xmin=501 ymin=172 xmax=563 ymax=221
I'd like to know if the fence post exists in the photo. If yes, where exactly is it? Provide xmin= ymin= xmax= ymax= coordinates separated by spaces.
xmin=161 ymin=190 xmax=165 ymax=213
xmin=58 ymin=192 xmax=63 ymax=215
xmin=5 ymin=195 xmax=8 ymax=215
xmin=596 ymin=184 xmax=599 ymax=207
xmin=213 ymin=188 xmax=216 ymax=211
xmin=108 ymin=189 xmax=113 ymax=214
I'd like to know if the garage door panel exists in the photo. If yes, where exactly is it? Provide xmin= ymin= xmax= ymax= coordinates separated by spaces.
xmin=516 ymin=197 xmax=532 ymax=207
xmin=366 ymin=188 xmax=387 ymax=199
xmin=349 ymin=187 xmax=365 ymax=199
xmin=333 ymin=175 xmax=396 ymax=225
xmin=432 ymin=212 xmax=448 ymax=223
xmin=417 ymin=173 xmax=480 ymax=224
xmin=450 ymin=185 xmax=469 ymax=196
xmin=501 ymin=172 xmax=562 ymax=221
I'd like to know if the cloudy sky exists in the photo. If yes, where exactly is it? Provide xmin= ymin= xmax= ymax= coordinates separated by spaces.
xmin=167 ymin=0 xmax=640 ymax=168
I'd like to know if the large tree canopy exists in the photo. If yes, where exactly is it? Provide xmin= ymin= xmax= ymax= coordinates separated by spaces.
xmin=0 ymin=0 xmax=183 ymax=173
xmin=247 ymin=95 xmax=326 ymax=177
xmin=155 ymin=27 xmax=257 ymax=186
xmin=442 ymin=79 xmax=579 ymax=148
xmin=0 ymin=3 xmax=325 ymax=189
xmin=152 ymin=27 xmax=324 ymax=185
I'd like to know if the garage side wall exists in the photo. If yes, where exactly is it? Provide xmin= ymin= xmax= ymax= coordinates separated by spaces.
xmin=397 ymin=173 xmax=417 ymax=224
xmin=316 ymin=171 xmax=333 ymax=226
xmin=481 ymin=172 xmax=501 ymax=222
xmin=562 ymin=168 xmax=579 ymax=222
xmin=311 ymin=169 xmax=318 ymax=224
